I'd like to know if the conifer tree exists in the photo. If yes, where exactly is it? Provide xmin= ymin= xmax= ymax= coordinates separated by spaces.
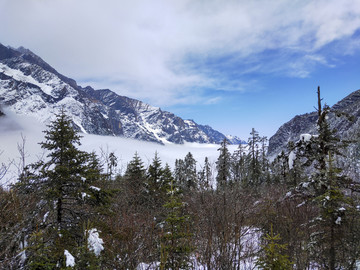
xmin=160 ymin=164 xmax=174 ymax=196
xmin=216 ymin=138 xmax=231 ymax=189
xmin=271 ymin=150 xmax=289 ymax=184
xmin=107 ymin=152 xmax=118 ymax=180
xmin=147 ymin=152 xmax=163 ymax=191
xmin=123 ymin=152 xmax=147 ymax=206
xmin=184 ymin=152 xmax=197 ymax=190
xmin=231 ymin=143 xmax=247 ymax=185
xmin=174 ymin=153 xmax=197 ymax=191
xmin=160 ymin=181 xmax=193 ymax=270
xmin=174 ymin=159 xmax=185 ymax=188
xmin=22 ymin=109 xmax=107 ymax=268
xmin=198 ymin=157 xmax=213 ymax=190
xmin=291 ymin=87 xmax=360 ymax=269
xmin=256 ymin=225 xmax=293 ymax=270
xmin=247 ymin=128 xmax=261 ymax=185
xmin=260 ymin=136 xmax=271 ymax=182
xmin=203 ymin=157 xmax=212 ymax=189
xmin=146 ymin=152 xmax=169 ymax=209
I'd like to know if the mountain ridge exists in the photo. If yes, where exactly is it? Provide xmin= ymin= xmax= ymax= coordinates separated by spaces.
xmin=268 ymin=88 xmax=360 ymax=161
xmin=0 ymin=43 xmax=243 ymax=145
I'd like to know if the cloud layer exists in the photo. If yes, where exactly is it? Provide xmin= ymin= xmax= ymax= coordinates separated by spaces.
xmin=1 ymin=0 xmax=360 ymax=106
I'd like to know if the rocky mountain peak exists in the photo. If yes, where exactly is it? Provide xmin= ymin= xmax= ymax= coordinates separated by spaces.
xmin=0 ymin=44 xmax=242 ymax=145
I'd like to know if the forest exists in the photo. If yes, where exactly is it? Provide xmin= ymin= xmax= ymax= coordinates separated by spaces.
xmin=0 ymin=89 xmax=360 ymax=270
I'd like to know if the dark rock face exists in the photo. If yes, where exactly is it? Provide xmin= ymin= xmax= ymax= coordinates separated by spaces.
xmin=268 ymin=89 xmax=360 ymax=160
xmin=0 ymin=43 xmax=240 ymax=145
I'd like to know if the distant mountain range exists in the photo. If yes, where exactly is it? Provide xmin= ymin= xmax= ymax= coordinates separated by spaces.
xmin=0 ymin=43 xmax=243 ymax=145
xmin=268 ymin=88 xmax=360 ymax=165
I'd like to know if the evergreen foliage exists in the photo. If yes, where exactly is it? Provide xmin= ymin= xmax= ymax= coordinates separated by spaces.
xmin=256 ymin=226 xmax=293 ymax=270
xmin=160 ymin=181 xmax=193 ymax=270
xmin=2 ymin=87 xmax=360 ymax=269
xmin=184 ymin=152 xmax=197 ymax=190
xmin=174 ymin=152 xmax=197 ymax=191
xmin=287 ymin=87 xmax=360 ymax=269
xmin=122 ymin=152 xmax=147 ymax=206
xmin=216 ymin=138 xmax=231 ymax=188
xmin=146 ymin=153 xmax=172 ymax=209
xmin=247 ymin=128 xmax=262 ymax=185
xmin=14 ymin=109 xmax=108 ymax=269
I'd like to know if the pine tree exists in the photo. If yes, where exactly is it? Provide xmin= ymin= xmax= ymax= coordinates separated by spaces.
xmin=247 ymin=128 xmax=261 ymax=185
xmin=184 ymin=152 xmax=197 ymax=190
xmin=146 ymin=152 xmax=166 ymax=208
xmin=260 ymin=136 xmax=271 ymax=183
xmin=174 ymin=159 xmax=185 ymax=188
xmin=26 ymin=230 xmax=58 ymax=270
xmin=216 ymin=138 xmax=231 ymax=189
xmin=147 ymin=152 xmax=163 ymax=191
xmin=174 ymin=153 xmax=197 ymax=191
xmin=231 ymin=143 xmax=247 ymax=185
xmin=198 ymin=157 xmax=213 ymax=190
xmin=107 ymin=152 xmax=118 ymax=180
xmin=256 ymin=225 xmax=293 ymax=270
xmin=160 ymin=181 xmax=193 ymax=270
xmin=290 ymin=87 xmax=360 ymax=269
xmin=271 ymin=150 xmax=289 ymax=184
xmin=21 ymin=109 xmax=107 ymax=268
xmin=204 ymin=157 xmax=212 ymax=189
xmin=123 ymin=152 xmax=147 ymax=206
xmin=160 ymin=164 xmax=174 ymax=196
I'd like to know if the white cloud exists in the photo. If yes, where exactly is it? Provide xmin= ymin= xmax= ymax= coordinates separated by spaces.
xmin=204 ymin=97 xmax=222 ymax=105
xmin=1 ymin=0 xmax=360 ymax=106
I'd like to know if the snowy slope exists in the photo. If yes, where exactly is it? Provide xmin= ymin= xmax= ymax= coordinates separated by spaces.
xmin=0 ymin=43 xmax=242 ymax=145
xmin=268 ymin=89 xmax=360 ymax=159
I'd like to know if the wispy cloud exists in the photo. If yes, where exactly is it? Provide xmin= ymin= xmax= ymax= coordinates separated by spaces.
xmin=204 ymin=97 xmax=222 ymax=105
xmin=1 ymin=0 xmax=360 ymax=106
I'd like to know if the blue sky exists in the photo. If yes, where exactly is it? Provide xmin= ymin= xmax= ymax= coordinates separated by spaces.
xmin=1 ymin=0 xmax=360 ymax=139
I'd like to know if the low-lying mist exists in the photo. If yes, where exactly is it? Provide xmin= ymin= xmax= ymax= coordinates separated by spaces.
xmin=0 ymin=109 xmax=238 ymax=186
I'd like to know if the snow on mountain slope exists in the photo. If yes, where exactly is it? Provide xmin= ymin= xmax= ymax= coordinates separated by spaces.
xmin=0 ymin=43 xmax=243 ymax=145
xmin=268 ymin=89 xmax=360 ymax=159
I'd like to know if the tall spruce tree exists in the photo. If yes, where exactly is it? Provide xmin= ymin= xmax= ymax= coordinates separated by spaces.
xmin=146 ymin=152 xmax=167 ymax=208
xmin=231 ymin=143 xmax=247 ymax=185
xmin=184 ymin=152 xmax=197 ymax=190
xmin=175 ymin=153 xmax=197 ymax=191
xmin=174 ymin=159 xmax=185 ymax=188
xmin=256 ymin=225 xmax=293 ymax=270
xmin=247 ymin=128 xmax=261 ymax=185
xmin=198 ymin=157 xmax=212 ymax=190
xmin=23 ymin=109 xmax=106 ymax=268
xmin=291 ymin=87 xmax=360 ymax=269
xmin=216 ymin=138 xmax=231 ymax=189
xmin=160 ymin=181 xmax=193 ymax=270
xmin=123 ymin=152 xmax=147 ymax=206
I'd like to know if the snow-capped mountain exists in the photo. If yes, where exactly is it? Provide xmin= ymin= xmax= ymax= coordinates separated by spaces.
xmin=0 ymin=43 xmax=242 ymax=145
xmin=268 ymin=89 xmax=360 ymax=160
